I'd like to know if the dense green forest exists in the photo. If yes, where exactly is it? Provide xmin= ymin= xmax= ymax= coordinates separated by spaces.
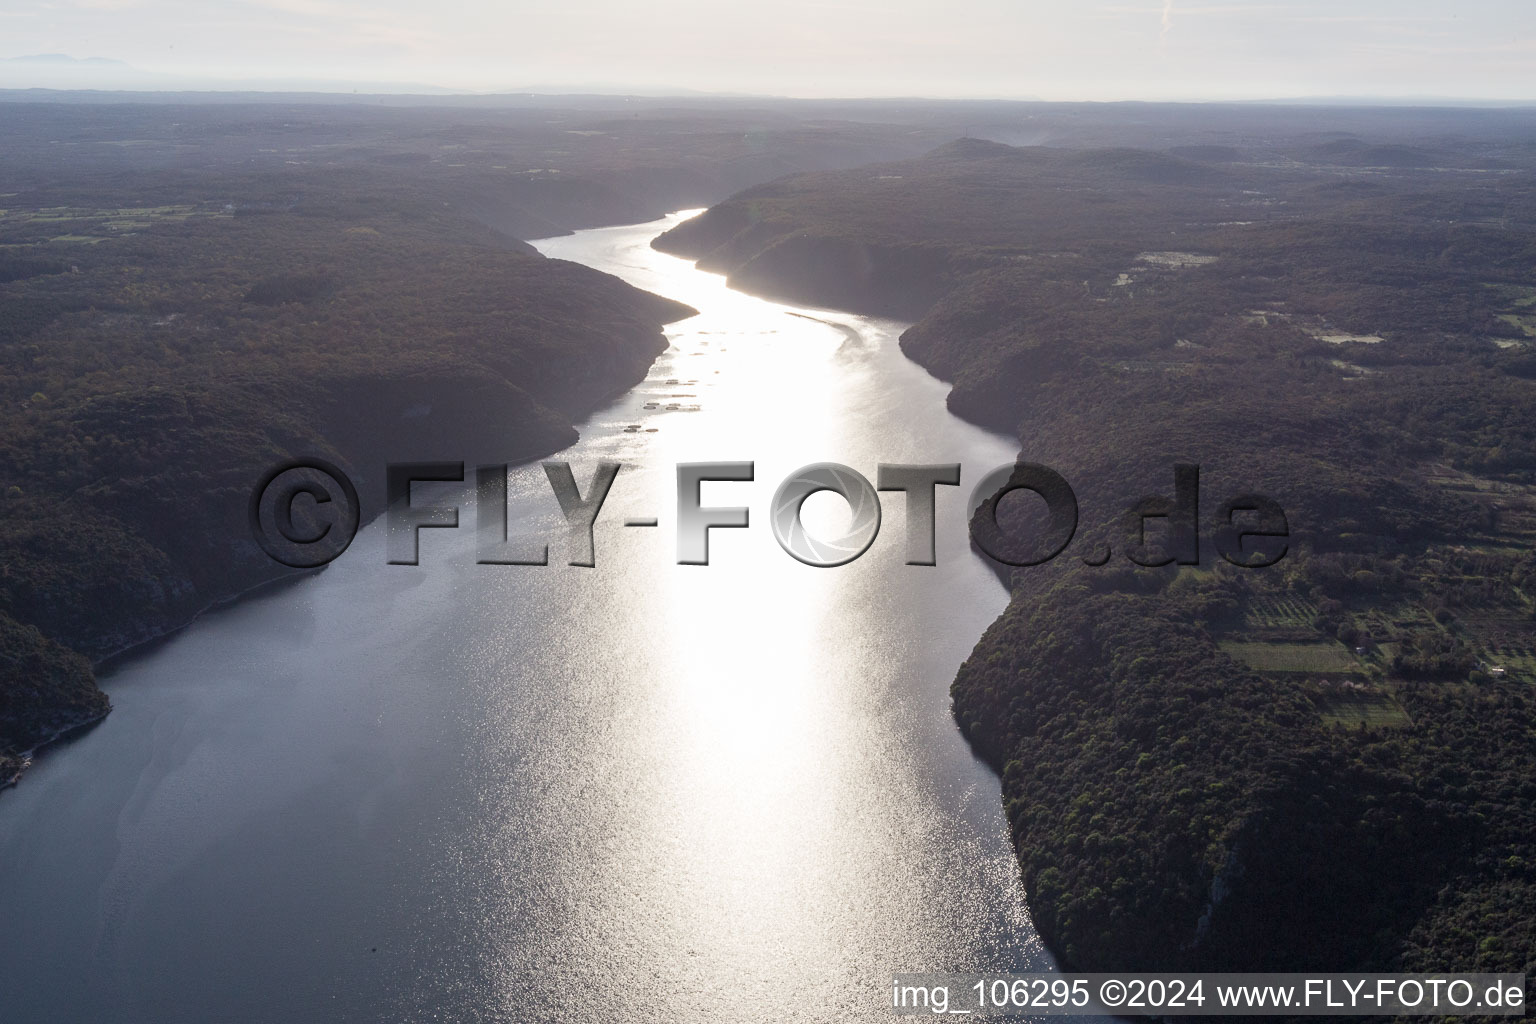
xmin=657 ymin=121 xmax=1536 ymax=981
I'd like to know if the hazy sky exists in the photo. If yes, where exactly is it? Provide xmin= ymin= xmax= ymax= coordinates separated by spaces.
xmin=1 ymin=0 xmax=1533 ymax=100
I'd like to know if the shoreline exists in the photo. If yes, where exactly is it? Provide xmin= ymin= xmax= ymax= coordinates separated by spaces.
xmin=1 ymin=342 xmax=681 ymax=795
xmin=1 ymin=707 xmax=112 ymax=791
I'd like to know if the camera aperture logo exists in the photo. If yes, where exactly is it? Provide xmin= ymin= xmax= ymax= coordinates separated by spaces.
xmin=250 ymin=459 xmax=1289 ymax=571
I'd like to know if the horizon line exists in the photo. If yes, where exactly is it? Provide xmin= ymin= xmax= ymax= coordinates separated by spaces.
xmin=2 ymin=85 xmax=1535 ymax=110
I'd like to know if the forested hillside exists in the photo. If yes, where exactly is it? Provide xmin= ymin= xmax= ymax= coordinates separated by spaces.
xmin=0 ymin=174 xmax=699 ymax=787
xmin=655 ymin=116 xmax=1536 ymax=980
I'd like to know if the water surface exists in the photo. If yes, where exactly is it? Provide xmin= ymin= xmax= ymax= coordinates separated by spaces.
xmin=0 ymin=213 xmax=1063 ymax=1022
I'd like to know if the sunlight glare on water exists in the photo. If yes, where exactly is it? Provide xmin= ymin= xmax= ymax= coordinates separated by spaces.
xmin=0 ymin=212 xmax=1084 ymax=1024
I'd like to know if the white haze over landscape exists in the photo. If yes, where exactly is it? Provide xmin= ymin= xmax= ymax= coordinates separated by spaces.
xmin=1 ymin=0 xmax=1533 ymax=102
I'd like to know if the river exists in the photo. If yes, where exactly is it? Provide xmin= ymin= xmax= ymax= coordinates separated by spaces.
xmin=0 ymin=213 xmax=1068 ymax=1022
